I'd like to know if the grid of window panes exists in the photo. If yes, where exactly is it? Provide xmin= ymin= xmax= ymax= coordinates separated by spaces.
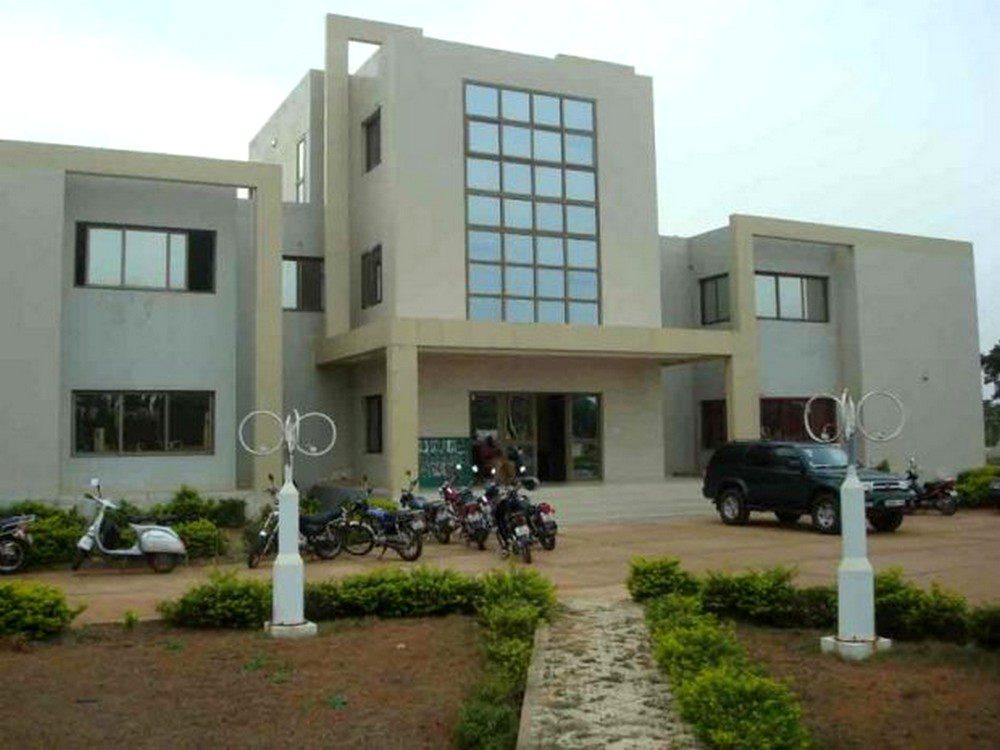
xmin=464 ymin=82 xmax=600 ymax=324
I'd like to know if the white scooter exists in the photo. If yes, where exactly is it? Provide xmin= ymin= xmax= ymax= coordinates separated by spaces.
xmin=73 ymin=478 xmax=188 ymax=573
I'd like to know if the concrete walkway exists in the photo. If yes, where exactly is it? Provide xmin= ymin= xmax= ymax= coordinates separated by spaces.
xmin=531 ymin=479 xmax=710 ymax=525
xmin=518 ymin=599 xmax=699 ymax=749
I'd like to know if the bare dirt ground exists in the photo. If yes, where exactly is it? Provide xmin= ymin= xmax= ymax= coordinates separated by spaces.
xmin=0 ymin=615 xmax=481 ymax=749
xmin=737 ymin=625 xmax=1000 ymax=750
xmin=15 ymin=509 xmax=1000 ymax=625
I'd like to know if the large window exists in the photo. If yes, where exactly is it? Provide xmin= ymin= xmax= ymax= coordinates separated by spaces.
xmin=464 ymin=82 xmax=600 ymax=325
xmin=73 ymin=391 xmax=214 ymax=454
xmin=699 ymin=275 xmax=730 ymax=324
xmin=364 ymin=395 xmax=382 ymax=453
xmin=699 ymin=397 xmax=839 ymax=450
xmin=295 ymin=136 xmax=307 ymax=203
xmin=75 ymin=224 xmax=215 ymax=292
xmin=364 ymin=109 xmax=381 ymax=172
xmin=361 ymin=245 xmax=382 ymax=309
xmin=755 ymin=272 xmax=828 ymax=322
xmin=282 ymin=256 xmax=324 ymax=311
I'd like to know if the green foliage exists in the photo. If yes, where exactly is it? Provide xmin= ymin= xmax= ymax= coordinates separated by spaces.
xmin=874 ymin=568 xmax=968 ymax=642
xmin=627 ymin=557 xmax=701 ymax=601
xmin=24 ymin=509 xmax=87 ymax=565
xmin=701 ymin=567 xmax=802 ymax=627
xmin=969 ymin=605 xmax=1000 ymax=649
xmin=175 ymin=518 xmax=228 ymax=558
xmin=478 ymin=601 xmax=540 ymax=642
xmin=482 ymin=635 xmax=533 ymax=685
xmin=675 ymin=666 xmax=809 ymax=750
xmin=793 ymin=585 xmax=838 ymax=629
xmin=156 ymin=572 xmax=270 ymax=629
xmin=150 ymin=486 xmax=246 ymax=528
xmin=955 ymin=466 xmax=1000 ymax=507
xmin=367 ymin=497 xmax=397 ymax=512
xmin=982 ymin=341 xmax=1000 ymax=402
xmin=0 ymin=581 xmax=79 ymax=639
xmin=652 ymin=617 xmax=748 ymax=684
xmin=122 ymin=610 xmax=139 ymax=631
xmin=455 ymin=697 xmax=519 ymax=750
xmin=210 ymin=498 xmax=248 ymax=528
xmin=873 ymin=459 xmax=891 ymax=473
xmin=474 ymin=567 xmax=557 ymax=619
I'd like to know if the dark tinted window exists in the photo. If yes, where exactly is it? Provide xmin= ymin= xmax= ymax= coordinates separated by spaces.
xmin=364 ymin=109 xmax=381 ymax=172
xmin=747 ymin=446 xmax=776 ymax=467
xmin=365 ymin=395 xmax=382 ymax=453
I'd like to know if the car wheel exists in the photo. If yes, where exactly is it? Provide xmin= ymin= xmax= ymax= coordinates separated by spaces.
xmin=775 ymin=511 xmax=801 ymax=526
xmin=717 ymin=488 xmax=749 ymax=526
xmin=871 ymin=511 xmax=903 ymax=533
xmin=811 ymin=494 xmax=841 ymax=534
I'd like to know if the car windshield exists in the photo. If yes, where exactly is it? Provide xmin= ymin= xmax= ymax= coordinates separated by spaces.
xmin=800 ymin=446 xmax=849 ymax=469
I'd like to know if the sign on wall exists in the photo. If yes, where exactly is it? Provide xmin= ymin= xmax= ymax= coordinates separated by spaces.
xmin=419 ymin=437 xmax=473 ymax=487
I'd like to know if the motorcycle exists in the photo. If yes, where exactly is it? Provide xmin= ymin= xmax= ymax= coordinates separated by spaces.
xmin=399 ymin=470 xmax=459 ymax=544
xmin=348 ymin=478 xmax=425 ymax=561
xmin=905 ymin=458 xmax=958 ymax=516
xmin=491 ymin=466 xmax=536 ymax=564
xmin=0 ymin=513 xmax=35 ymax=574
xmin=247 ymin=474 xmax=373 ymax=568
xmin=73 ymin=478 xmax=187 ymax=573
xmin=527 ymin=498 xmax=558 ymax=551
xmin=440 ymin=464 xmax=491 ymax=550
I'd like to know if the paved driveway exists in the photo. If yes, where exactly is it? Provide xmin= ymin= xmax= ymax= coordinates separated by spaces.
xmin=16 ymin=498 xmax=1000 ymax=624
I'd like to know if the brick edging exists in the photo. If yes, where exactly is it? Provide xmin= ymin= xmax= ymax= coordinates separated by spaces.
xmin=515 ymin=621 xmax=550 ymax=749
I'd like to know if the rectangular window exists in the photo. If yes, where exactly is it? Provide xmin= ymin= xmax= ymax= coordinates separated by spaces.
xmin=756 ymin=272 xmax=828 ymax=322
xmin=364 ymin=395 xmax=382 ymax=453
xmin=75 ymin=223 xmax=214 ymax=292
xmin=699 ymin=275 xmax=730 ymax=324
xmin=361 ymin=245 xmax=382 ymax=309
xmin=364 ymin=109 xmax=381 ymax=172
xmin=464 ymin=81 xmax=600 ymax=325
xmin=73 ymin=391 xmax=213 ymax=455
xmin=281 ymin=256 xmax=324 ymax=311
xmin=701 ymin=400 xmax=728 ymax=450
xmin=295 ymin=136 xmax=307 ymax=203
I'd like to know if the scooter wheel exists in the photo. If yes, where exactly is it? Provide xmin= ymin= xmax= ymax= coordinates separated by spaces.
xmin=147 ymin=553 xmax=179 ymax=574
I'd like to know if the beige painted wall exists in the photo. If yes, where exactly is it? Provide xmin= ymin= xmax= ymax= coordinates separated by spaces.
xmin=418 ymin=354 xmax=664 ymax=482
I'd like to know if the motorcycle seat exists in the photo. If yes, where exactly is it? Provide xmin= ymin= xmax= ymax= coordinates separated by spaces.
xmin=300 ymin=507 xmax=342 ymax=528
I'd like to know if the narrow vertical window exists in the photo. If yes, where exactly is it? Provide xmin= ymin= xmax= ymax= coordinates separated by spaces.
xmin=282 ymin=256 xmax=324 ymax=311
xmin=365 ymin=395 xmax=383 ymax=453
xmin=361 ymin=245 xmax=382 ymax=309
xmin=295 ymin=136 xmax=307 ymax=203
xmin=364 ymin=109 xmax=381 ymax=172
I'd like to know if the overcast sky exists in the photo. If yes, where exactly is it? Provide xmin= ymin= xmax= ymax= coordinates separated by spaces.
xmin=2 ymin=0 xmax=996 ymax=355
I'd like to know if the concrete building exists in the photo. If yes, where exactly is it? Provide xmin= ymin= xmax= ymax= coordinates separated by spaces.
xmin=0 ymin=14 xmax=983 ymax=502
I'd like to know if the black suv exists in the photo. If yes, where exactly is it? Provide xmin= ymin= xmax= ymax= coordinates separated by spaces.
xmin=702 ymin=441 xmax=913 ymax=534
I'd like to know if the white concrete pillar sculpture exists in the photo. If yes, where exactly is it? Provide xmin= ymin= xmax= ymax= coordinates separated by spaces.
xmin=805 ymin=389 xmax=903 ymax=661
xmin=239 ymin=409 xmax=337 ymax=639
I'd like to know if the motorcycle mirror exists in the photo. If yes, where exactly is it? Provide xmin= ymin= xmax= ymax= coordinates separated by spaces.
xmin=490 ymin=467 xmax=497 ymax=476
xmin=519 ymin=465 xmax=526 ymax=474
xmin=89 ymin=477 xmax=100 ymax=488
xmin=471 ymin=464 xmax=479 ymax=473
xmin=455 ymin=463 xmax=463 ymax=471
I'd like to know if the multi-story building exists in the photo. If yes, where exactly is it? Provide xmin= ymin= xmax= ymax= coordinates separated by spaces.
xmin=0 ymin=14 xmax=983 ymax=501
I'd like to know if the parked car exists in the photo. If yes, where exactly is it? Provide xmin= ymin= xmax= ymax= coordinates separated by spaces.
xmin=990 ymin=477 xmax=1000 ymax=509
xmin=702 ymin=441 xmax=914 ymax=534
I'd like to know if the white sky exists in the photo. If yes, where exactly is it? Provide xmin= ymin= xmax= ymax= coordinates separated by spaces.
xmin=1 ymin=0 xmax=996 ymax=357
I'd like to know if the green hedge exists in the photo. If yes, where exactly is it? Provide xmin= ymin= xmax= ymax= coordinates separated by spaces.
xmin=0 ymin=581 xmax=80 ymax=639
xmin=956 ymin=466 xmax=1000 ymax=507
xmin=175 ymin=518 xmax=229 ymax=559
xmin=628 ymin=557 xmax=998 ymax=648
xmin=644 ymin=594 xmax=809 ymax=750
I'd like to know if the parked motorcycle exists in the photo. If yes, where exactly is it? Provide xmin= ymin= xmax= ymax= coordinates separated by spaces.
xmin=348 ymin=478 xmax=424 ymax=561
xmin=905 ymin=458 xmax=958 ymax=516
xmin=0 ymin=513 xmax=35 ymax=574
xmin=399 ymin=470 xmax=459 ymax=544
xmin=491 ymin=466 xmax=536 ymax=564
xmin=247 ymin=474 xmax=372 ymax=568
xmin=440 ymin=464 xmax=491 ymax=550
xmin=73 ymin=478 xmax=187 ymax=573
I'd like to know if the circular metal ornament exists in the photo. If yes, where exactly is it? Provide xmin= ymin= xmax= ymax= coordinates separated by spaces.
xmin=238 ymin=410 xmax=285 ymax=456
xmin=856 ymin=390 xmax=905 ymax=442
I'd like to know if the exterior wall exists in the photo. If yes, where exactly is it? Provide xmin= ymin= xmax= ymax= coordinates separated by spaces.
xmin=350 ymin=357 xmax=388 ymax=488
xmin=387 ymin=35 xmax=661 ymax=326
xmin=60 ymin=175 xmax=240 ymax=495
xmin=418 ymin=354 xmax=664 ymax=482
xmin=0 ymin=167 xmax=66 ymax=498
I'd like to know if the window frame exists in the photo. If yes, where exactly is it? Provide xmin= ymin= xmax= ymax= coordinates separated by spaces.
xmin=363 ymin=108 xmax=381 ymax=173
xmin=71 ymin=390 xmax=215 ymax=456
xmin=364 ymin=395 xmax=383 ymax=454
xmin=699 ymin=273 xmax=730 ymax=325
xmin=361 ymin=245 xmax=383 ymax=309
xmin=75 ymin=222 xmax=216 ymax=294
xmin=755 ymin=271 xmax=829 ymax=323
xmin=295 ymin=136 xmax=307 ymax=203
xmin=463 ymin=79 xmax=601 ymax=326
xmin=281 ymin=255 xmax=324 ymax=312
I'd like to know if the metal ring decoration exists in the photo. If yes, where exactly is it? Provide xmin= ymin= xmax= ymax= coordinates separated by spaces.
xmin=803 ymin=393 xmax=845 ymax=443
xmin=238 ymin=410 xmax=285 ymax=456
xmin=294 ymin=411 xmax=338 ymax=456
xmin=856 ymin=390 xmax=905 ymax=443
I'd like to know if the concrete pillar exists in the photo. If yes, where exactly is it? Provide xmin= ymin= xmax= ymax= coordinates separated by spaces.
xmin=725 ymin=216 xmax=760 ymax=439
xmin=385 ymin=344 xmax=419 ymax=491
xmin=324 ymin=18 xmax=351 ymax=337
xmin=725 ymin=355 xmax=760 ymax=439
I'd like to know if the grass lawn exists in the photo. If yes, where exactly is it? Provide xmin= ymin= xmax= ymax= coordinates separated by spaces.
xmin=736 ymin=624 xmax=1000 ymax=750
xmin=0 ymin=615 xmax=482 ymax=748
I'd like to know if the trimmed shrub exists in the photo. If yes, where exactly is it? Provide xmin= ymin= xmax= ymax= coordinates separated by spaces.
xmin=874 ymin=568 xmax=968 ymax=642
xmin=210 ymin=498 xmax=247 ymax=528
xmin=157 ymin=572 xmax=269 ymax=629
xmin=792 ymin=585 xmax=837 ymax=629
xmin=481 ymin=635 xmax=534 ymax=685
xmin=955 ymin=465 xmax=1000 ymax=507
xmin=455 ymin=697 xmax=519 ymax=750
xmin=701 ymin=567 xmax=801 ymax=627
xmin=969 ymin=605 xmax=1000 ymax=649
xmin=478 ymin=601 xmax=541 ymax=642
xmin=675 ymin=665 xmax=809 ymax=750
xmin=475 ymin=568 xmax=556 ymax=619
xmin=175 ymin=518 xmax=228 ymax=558
xmin=652 ymin=618 xmax=748 ymax=684
xmin=0 ymin=582 xmax=79 ymax=639
xmin=627 ymin=556 xmax=700 ymax=601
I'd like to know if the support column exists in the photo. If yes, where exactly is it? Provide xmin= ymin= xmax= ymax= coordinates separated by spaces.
xmin=385 ymin=344 xmax=419 ymax=491
xmin=726 ymin=216 xmax=760 ymax=440
xmin=324 ymin=18 xmax=351 ymax=337
xmin=725 ymin=354 xmax=759 ymax=439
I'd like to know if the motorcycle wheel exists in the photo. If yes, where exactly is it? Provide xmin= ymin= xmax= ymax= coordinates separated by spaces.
xmin=433 ymin=526 xmax=452 ymax=545
xmin=71 ymin=548 xmax=89 ymax=571
xmin=312 ymin=533 xmax=343 ymax=560
xmin=475 ymin=530 xmax=487 ymax=551
xmin=0 ymin=540 xmax=27 ymax=574
xmin=936 ymin=496 xmax=958 ymax=516
xmin=396 ymin=528 xmax=423 ymax=562
xmin=247 ymin=531 xmax=273 ymax=569
xmin=147 ymin=552 xmax=179 ymax=574
xmin=540 ymin=534 xmax=556 ymax=551
xmin=343 ymin=522 xmax=376 ymax=556
xmin=519 ymin=542 xmax=532 ymax=565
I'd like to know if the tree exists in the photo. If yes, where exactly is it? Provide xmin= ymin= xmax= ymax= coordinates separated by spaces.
xmin=983 ymin=342 xmax=1000 ymax=402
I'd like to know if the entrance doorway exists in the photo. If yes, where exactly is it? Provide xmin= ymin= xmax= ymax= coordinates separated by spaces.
xmin=469 ymin=392 xmax=602 ymax=482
